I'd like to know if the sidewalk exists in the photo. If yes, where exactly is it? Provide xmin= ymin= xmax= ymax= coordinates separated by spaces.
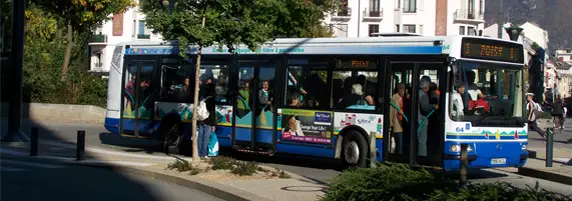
xmin=0 ymin=140 xmax=327 ymax=201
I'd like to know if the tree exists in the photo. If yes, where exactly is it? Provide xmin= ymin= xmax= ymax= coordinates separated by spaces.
xmin=33 ymin=0 xmax=135 ymax=82
xmin=140 ymin=0 xmax=334 ymax=160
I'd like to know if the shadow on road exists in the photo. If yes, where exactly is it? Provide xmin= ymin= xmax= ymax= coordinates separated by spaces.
xmin=0 ymin=105 xmax=165 ymax=201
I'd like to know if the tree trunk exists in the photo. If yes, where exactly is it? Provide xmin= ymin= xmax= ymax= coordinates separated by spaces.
xmin=60 ymin=22 xmax=73 ymax=82
xmin=191 ymin=6 xmax=208 ymax=161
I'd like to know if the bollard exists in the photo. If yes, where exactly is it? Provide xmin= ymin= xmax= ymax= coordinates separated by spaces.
xmin=30 ymin=127 xmax=39 ymax=156
xmin=369 ymin=132 xmax=377 ymax=168
xmin=459 ymin=143 xmax=469 ymax=188
xmin=546 ymin=128 xmax=553 ymax=167
xmin=76 ymin=130 xmax=85 ymax=161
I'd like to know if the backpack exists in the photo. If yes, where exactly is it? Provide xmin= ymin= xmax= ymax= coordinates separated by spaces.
xmin=528 ymin=102 xmax=542 ymax=121
xmin=196 ymin=96 xmax=212 ymax=121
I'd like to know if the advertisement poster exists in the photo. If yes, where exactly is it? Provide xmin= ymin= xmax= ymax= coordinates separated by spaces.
xmin=280 ymin=109 xmax=333 ymax=144
xmin=333 ymin=112 xmax=383 ymax=138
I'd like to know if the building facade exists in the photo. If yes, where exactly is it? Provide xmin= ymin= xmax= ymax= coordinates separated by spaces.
xmin=88 ymin=6 xmax=164 ymax=73
xmin=326 ymin=0 xmax=485 ymax=37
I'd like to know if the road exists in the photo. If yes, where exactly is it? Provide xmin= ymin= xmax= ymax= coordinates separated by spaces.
xmin=0 ymin=154 xmax=223 ymax=201
xmin=2 ymin=119 xmax=571 ymax=195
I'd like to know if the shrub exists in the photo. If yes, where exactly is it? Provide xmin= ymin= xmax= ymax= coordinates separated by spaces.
xmin=209 ymin=156 xmax=236 ymax=170
xmin=166 ymin=160 xmax=200 ymax=174
xmin=321 ymin=163 xmax=572 ymax=201
xmin=230 ymin=161 xmax=258 ymax=176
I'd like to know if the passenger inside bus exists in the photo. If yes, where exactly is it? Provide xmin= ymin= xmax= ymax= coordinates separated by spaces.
xmin=259 ymin=80 xmax=273 ymax=111
xmin=176 ymin=77 xmax=192 ymax=102
xmin=343 ymin=84 xmax=366 ymax=108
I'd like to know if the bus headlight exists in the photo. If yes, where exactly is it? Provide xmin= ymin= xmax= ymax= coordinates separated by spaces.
xmin=450 ymin=145 xmax=473 ymax=152
xmin=521 ymin=144 xmax=527 ymax=151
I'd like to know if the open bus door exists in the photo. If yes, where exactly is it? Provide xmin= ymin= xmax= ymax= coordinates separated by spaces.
xmin=120 ymin=59 xmax=159 ymax=138
xmin=383 ymin=60 xmax=446 ymax=168
xmin=231 ymin=58 xmax=279 ymax=155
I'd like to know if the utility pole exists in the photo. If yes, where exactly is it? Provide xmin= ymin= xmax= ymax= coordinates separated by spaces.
xmin=496 ymin=0 xmax=503 ymax=99
xmin=1 ymin=0 xmax=29 ymax=142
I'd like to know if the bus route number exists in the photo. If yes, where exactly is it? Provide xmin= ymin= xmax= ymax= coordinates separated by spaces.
xmin=455 ymin=127 xmax=465 ymax=132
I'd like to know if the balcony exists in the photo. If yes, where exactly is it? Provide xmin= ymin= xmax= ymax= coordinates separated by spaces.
xmin=137 ymin=34 xmax=151 ymax=39
xmin=454 ymin=9 xmax=484 ymax=24
xmin=331 ymin=7 xmax=352 ymax=21
xmin=88 ymin=34 xmax=107 ymax=44
xmin=363 ymin=8 xmax=383 ymax=21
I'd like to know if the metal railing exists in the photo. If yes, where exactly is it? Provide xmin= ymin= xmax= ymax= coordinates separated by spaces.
xmin=454 ymin=9 xmax=484 ymax=21
xmin=89 ymin=34 xmax=107 ymax=43
xmin=363 ymin=8 xmax=383 ymax=18
xmin=334 ymin=7 xmax=351 ymax=17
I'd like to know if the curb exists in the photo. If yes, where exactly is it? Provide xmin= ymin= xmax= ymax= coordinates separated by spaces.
xmin=517 ymin=166 xmax=572 ymax=186
xmin=67 ymin=161 xmax=273 ymax=201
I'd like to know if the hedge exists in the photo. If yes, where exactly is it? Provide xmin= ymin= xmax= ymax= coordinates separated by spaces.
xmin=321 ymin=163 xmax=572 ymax=201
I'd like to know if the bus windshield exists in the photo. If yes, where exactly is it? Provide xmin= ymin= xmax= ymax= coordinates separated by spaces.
xmin=449 ymin=61 xmax=525 ymax=126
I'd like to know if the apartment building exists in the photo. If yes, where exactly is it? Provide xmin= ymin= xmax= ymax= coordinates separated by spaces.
xmin=325 ymin=0 xmax=485 ymax=37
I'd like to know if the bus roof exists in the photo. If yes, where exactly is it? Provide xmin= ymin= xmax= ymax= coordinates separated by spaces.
xmin=118 ymin=36 xmax=523 ymax=56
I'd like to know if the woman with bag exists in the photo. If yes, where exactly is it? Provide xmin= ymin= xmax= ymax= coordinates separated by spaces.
xmin=198 ymin=78 xmax=217 ymax=158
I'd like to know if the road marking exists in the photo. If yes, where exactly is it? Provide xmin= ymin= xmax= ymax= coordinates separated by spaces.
xmin=0 ymin=148 xmax=156 ymax=167
xmin=43 ymin=141 xmax=195 ymax=161
xmin=1 ymin=166 xmax=26 ymax=172
xmin=1 ymin=159 xmax=64 ymax=168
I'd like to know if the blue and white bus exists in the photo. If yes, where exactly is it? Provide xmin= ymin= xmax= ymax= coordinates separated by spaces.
xmin=104 ymin=35 xmax=528 ymax=170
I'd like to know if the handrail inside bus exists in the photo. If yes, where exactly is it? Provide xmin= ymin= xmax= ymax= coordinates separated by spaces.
xmin=417 ymin=109 xmax=436 ymax=133
xmin=389 ymin=102 xmax=409 ymax=123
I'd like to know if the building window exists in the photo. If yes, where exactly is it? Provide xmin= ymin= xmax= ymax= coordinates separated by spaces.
xmin=403 ymin=24 xmax=415 ymax=33
xmin=468 ymin=27 xmax=476 ymax=35
xmin=459 ymin=26 xmax=465 ymax=35
xmin=468 ymin=0 xmax=475 ymax=18
xmin=395 ymin=24 xmax=400 ymax=32
xmin=369 ymin=0 xmax=381 ymax=17
xmin=132 ymin=20 xmax=136 ymax=37
xmin=369 ymin=24 xmax=379 ymax=36
xmin=479 ymin=0 xmax=483 ymax=13
xmin=138 ymin=20 xmax=150 ymax=39
xmin=403 ymin=0 xmax=416 ymax=13
xmin=396 ymin=0 xmax=400 ymax=9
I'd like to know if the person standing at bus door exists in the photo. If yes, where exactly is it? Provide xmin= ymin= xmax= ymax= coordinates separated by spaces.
xmin=390 ymin=83 xmax=406 ymax=154
xmin=526 ymin=93 xmax=546 ymax=140
xmin=259 ymin=80 xmax=272 ymax=111
xmin=177 ymin=77 xmax=192 ymax=102
xmin=198 ymin=81 xmax=216 ymax=158
xmin=418 ymin=79 xmax=436 ymax=157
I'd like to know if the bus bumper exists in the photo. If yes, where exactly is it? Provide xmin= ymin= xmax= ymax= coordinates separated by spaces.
xmin=442 ymin=141 xmax=529 ymax=171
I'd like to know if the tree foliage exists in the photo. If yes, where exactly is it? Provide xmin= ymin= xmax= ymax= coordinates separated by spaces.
xmin=140 ymin=0 xmax=335 ymax=56
xmin=32 ymin=0 xmax=136 ymax=81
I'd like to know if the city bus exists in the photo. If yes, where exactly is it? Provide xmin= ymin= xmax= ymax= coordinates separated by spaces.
xmin=104 ymin=35 xmax=528 ymax=170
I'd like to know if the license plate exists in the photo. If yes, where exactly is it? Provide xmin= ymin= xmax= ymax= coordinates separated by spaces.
xmin=491 ymin=158 xmax=506 ymax=165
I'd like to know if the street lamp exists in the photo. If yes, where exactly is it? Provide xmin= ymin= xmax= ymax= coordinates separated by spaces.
xmin=160 ymin=0 xmax=175 ymax=13
xmin=504 ymin=24 xmax=524 ymax=42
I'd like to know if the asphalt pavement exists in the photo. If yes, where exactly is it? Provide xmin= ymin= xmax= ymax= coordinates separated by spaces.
xmin=0 ymin=154 xmax=223 ymax=201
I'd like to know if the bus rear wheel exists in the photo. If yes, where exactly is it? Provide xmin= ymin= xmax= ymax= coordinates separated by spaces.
xmin=342 ymin=131 xmax=368 ymax=168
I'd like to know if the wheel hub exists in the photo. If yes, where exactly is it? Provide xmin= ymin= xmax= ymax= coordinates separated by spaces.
xmin=344 ymin=141 xmax=360 ymax=164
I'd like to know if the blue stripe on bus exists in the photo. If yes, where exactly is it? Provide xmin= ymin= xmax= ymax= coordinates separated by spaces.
xmin=446 ymin=135 xmax=528 ymax=140
xmin=124 ymin=46 xmax=444 ymax=55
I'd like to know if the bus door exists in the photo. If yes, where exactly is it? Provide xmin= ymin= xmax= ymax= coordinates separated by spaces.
xmin=417 ymin=62 xmax=446 ymax=166
xmin=383 ymin=61 xmax=446 ymax=167
xmin=383 ymin=62 xmax=414 ymax=163
xmin=232 ymin=60 xmax=278 ymax=154
xmin=121 ymin=59 xmax=158 ymax=138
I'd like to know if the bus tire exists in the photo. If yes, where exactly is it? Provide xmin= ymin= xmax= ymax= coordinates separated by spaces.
xmin=162 ymin=122 xmax=184 ymax=155
xmin=342 ymin=130 xmax=368 ymax=168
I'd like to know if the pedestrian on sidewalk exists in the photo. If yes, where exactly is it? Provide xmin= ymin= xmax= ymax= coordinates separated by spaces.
xmin=198 ymin=77 xmax=217 ymax=158
xmin=526 ymin=93 xmax=546 ymax=140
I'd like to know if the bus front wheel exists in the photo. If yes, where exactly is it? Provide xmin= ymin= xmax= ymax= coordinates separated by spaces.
xmin=342 ymin=131 xmax=368 ymax=168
